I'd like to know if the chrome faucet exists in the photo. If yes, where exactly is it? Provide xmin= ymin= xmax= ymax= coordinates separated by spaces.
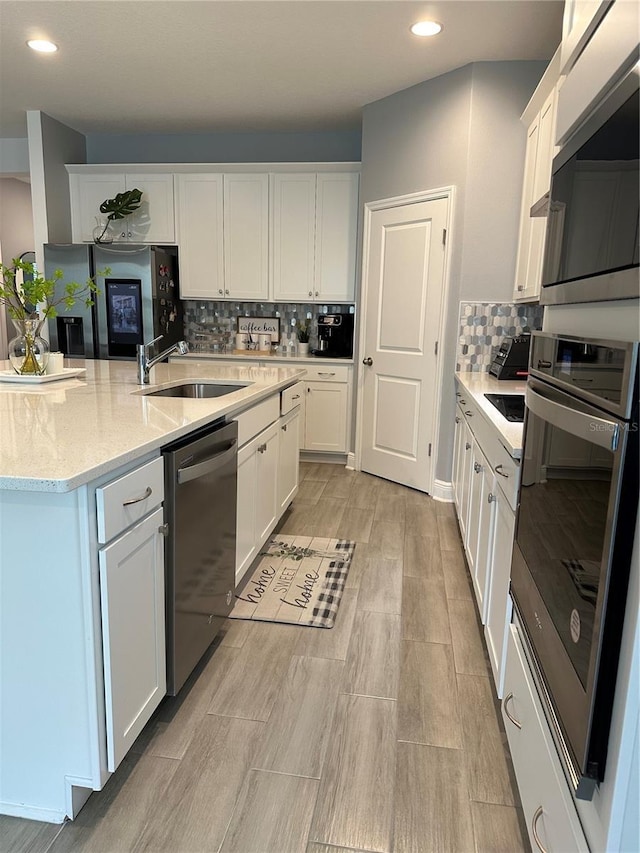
xmin=137 ymin=335 xmax=189 ymax=384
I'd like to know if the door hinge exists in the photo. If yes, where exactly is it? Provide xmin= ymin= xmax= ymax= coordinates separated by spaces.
xmin=434 ymin=341 xmax=438 ymax=356
xmin=158 ymin=522 xmax=169 ymax=537
xmin=442 ymin=228 xmax=447 ymax=246
xmin=428 ymin=443 xmax=432 ymax=457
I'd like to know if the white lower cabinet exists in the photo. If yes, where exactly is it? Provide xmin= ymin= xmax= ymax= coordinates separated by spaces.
xmin=98 ymin=507 xmax=166 ymax=771
xmin=484 ymin=485 xmax=515 ymax=695
xmin=278 ymin=408 xmax=300 ymax=514
xmin=304 ymin=381 xmax=348 ymax=452
xmin=502 ymin=624 xmax=589 ymax=853
xmin=235 ymin=391 xmax=301 ymax=585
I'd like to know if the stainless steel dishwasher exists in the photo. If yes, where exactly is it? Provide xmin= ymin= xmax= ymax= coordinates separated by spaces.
xmin=162 ymin=419 xmax=237 ymax=695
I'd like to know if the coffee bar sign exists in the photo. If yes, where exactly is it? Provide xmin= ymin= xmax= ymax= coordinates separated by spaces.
xmin=237 ymin=316 xmax=280 ymax=342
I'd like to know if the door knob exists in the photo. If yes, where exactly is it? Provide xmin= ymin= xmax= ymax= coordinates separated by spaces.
xmin=363 ymin=357 xmax=373 ymax=366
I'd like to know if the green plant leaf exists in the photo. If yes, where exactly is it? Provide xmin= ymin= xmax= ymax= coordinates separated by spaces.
xmin=99 ymin=188 xmax=143 ymax=221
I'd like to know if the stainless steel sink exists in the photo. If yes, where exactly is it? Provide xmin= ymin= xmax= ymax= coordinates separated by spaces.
xmin=143 ymin=382 xmax=249 ymax=398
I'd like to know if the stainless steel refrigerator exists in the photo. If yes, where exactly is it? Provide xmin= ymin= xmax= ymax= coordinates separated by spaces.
xmin=44 ymin=244 xmax=184 ymax=360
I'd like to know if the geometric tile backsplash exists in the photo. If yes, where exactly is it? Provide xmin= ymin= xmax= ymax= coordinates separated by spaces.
xmin=457 ymin=301 xmax=544 ymax=372
xmin=183 ymin=300 xmax=356 ymax=353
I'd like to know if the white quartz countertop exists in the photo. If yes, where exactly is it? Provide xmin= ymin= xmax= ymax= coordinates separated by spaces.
xmin=172 ymin=352 xmax=354 ymax=366
xmin=0 ymin=359 xmax=306 ymax=493
xmin=454 ymin=372 xmax=527 ymax=458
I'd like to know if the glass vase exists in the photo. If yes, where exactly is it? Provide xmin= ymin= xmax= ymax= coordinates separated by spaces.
xmin=92 ymin=215 xmax=113 ymax=244
xmin=8 ymin=317 xmax=50 ymax=376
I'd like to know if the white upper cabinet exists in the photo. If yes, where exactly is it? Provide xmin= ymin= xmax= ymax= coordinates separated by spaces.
xmin=69 ymin=172 xmax=175 ymax=244
xmin=175 ymin=173 xmax=224 ymax=300
xmin=560 ymin=0 xmax=612 ymax=75
xmin=271 ymin=173 xmax=317 ymax=302
xmin=272 ymin=171 xmax=359 ymax=303
xmin=314 ymin=172 xmax=359 ymax=303
xmin=513 ymin=54 xmax=561 ymax=304
xmin=223 ymin=173 xmax=269 ymax=301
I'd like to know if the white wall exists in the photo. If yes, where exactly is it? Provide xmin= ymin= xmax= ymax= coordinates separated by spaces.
xmin=360 ymin=60 xmax=548 ymax=483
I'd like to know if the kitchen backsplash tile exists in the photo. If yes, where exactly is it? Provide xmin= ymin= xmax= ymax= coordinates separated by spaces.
xmin=183 ymin=301 xmax=355 ymax=353
xmin=457 ymin=302 xmax=544 ymax=372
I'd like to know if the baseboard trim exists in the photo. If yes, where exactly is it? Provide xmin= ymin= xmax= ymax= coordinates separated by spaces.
xmin=0 ymin=799 xmax=67 ymax=823
xmin=432 ymin=479 xmax=454 ymax=502
xmin=346 ymin=452 xmax=356 ymax=470
xmin=300 ymin=451 xmax=348 ymax=465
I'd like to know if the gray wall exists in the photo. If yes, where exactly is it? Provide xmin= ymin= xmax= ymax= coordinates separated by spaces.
xmin=86 ymin=130 xmax=361 ymax=164
xmin=0 ymin=177 xmax=34 ymax=343
xmin=360 ymin=60 xmax=547 ymax=485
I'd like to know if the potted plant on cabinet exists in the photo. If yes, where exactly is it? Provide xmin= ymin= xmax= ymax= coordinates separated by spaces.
xmin=0 ymin=258 xmax=102 ymax=375
xmin=297 ymin=320 xmax=311 ymax=356
xmin=93 ymin=188 xmax=143 ymax=244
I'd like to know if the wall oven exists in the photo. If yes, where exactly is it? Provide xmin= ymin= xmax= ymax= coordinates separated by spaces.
xmin=512 ymin=332 xmax=639 ymax=799
xmin=540 ymin=60 xmax=639 ymax=305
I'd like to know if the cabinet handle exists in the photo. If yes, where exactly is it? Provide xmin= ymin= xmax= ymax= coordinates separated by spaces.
xmin=455 ymin=392 xmax=461 ymax=397
xmin=517 ymin=285 xmax=525 ymax=292
xmin=487 ymin=492 xmax=495 ymax=503
xmin=258 ymin=443 xmax=267 ymax=453
xmin=122 ymin=486 xmax=152 ymax=506
xmin=464 ymin=410 xmax=473 ymax=416
xmin=158 ymin=522 xmax=169 ymax=537
xmin=460 ymin=398 xmax=466 ymax=405
xmin=218 ymin=289 xmax=223 ymax=295
xmin=455 ymin=416 xmax=460 ymax=424
xmin=531 ymin=806 xmax=548 ymax=853
xmin=282 ymin=424 xmax=288 ymax=432
xmin=292 ymin=394 xmax=300 ymax=400
xmin=474 ymin=462 xmax=481 ymax=473
xmin=308 ymin=291 xmax=313 ymax=297
xmin=225 ymin=289 xmax=230 ymax=295
xmin=315 ymin=291 xmax=319 ymax=297
xmin=318 ymin=372 xmax=336 ymax=376
xmin=495 ymin=464 xmax=509 ymax=478
xmin=465 ymin=443 xmax=471 ymax=451
xmin=502 ymin=692 xmax=522 ymax=729
xmin=537 ymin=360 xmax=552 ymax=369
xmin=226 ymin=590 xmax=233 ymax=606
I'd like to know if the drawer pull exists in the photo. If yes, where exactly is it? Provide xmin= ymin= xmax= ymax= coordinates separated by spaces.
xmin=292 ymin=394 xmax=300 ymax=400
xmin=503 ymin=692 xmax=522 ymax=729
xmin=319 ymin=372 xmax=336 ymax=376
xmin=282 ymin=424 xmax=287 ymax=432
xmin=474 ymin=462 xmax=482 ymax=473
xmin=455 ymin=417 xmax=460 ymax=424
xmin=464 ymin=410 xmax=473 ymax=416
xmin=455 ymin=392 xmax=461 ymax=397
xmin=258 ymin=443 xmax=267 ymax=453
xmin=122 ymin=486 xmax=152 ymax=506
xmin=465 ymin=443 xmax=471 ymax=451
xmin=532 ymin=806 xmax=547 ymax=853
xmin=487 ymin=492 xmax=495 ymax=504
xmin=537 ymin=360 xmax=552 ymax=369
xmin=460 ymin=398 xmax=466 ymax=404
xmin=495 ymin=464 xmax=509 ymax=478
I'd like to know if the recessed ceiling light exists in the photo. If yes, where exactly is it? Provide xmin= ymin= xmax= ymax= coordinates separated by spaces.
xmin=27 ymin=39 xmax=58 ymax=53
xmin=410 ymin=20 xmax=442 ymax=37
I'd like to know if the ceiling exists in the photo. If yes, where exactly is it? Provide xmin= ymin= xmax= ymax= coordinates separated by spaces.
xmin=0 ymin=1 xmax=563 ymax=139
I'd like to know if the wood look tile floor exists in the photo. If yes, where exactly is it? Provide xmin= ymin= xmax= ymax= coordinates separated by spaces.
xmin=1 ymin=463 xmax=529 ymax=853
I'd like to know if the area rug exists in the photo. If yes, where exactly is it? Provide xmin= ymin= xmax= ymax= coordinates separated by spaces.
xmin=230 ymin=536 xmax=356 ymax=628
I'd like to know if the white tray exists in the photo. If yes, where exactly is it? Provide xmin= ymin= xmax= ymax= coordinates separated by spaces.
xmin=0 ymin=367 xmax=86 ymax=384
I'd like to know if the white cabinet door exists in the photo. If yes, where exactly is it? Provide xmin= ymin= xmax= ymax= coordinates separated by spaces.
xmin=466 ymin=442 xmax=493 ymax=621
xmin=314 ymin=172 xmax=359 ymax=303
xmin=255 ymin=420 xmax=279 ymax=544
xmin=175 ymin=173 xmax=225 ymax=299
xmin=513 ymin=117 xmax=540 ymax=300
xmin=278 ymin=408 xmax=300 ymax=514
xmin=236 ymin=438 xmax=258 ymax=584
xmin=485 ymin=488 xmax=515 ymax=697
xmin=457 ymin=420 xmax=473 ymax=542
xmin=125 ymin=174 xmax=175 ymax=243
xmin=502 ymin=626 xmax=590 ymax=853
xmin=98 ymin=507 xmax=166 ymax=772
xmin=70 ymin=174 xmax=126 ymax=243
xmin=223 ymin=173 xmax=269 ymax=301
xmin=69 ymin=173 xmax=175 ymax=244
xmin=452 ymin=411 xmax=465 ymax=512
xmin=304 ymin=382 xmax=348 ymax=452
xmin=272 ymin=173 xmax=317 ymax=302
xmin=474 ymin=463 xmax=495 ymax=625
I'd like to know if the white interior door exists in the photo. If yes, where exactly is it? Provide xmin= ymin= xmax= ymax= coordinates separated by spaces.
xmin=360 ymin=197 xmax=448 ymax=492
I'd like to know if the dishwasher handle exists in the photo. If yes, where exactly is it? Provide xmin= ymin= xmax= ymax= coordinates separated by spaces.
xmin=177 ymin=440 xmax=237 ymax=485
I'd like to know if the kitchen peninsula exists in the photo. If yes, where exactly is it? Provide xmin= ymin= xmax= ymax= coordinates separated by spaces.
xmin=0 ymin=359 xmax=305 ymax=823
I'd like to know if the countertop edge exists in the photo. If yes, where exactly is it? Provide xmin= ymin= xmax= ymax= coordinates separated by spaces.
xmin=454 ymin=371 xmax=526 ymax=459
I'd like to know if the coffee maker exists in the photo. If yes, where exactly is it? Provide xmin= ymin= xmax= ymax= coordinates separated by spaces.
xmin=314 ymin=313 xmax=354 ymax=358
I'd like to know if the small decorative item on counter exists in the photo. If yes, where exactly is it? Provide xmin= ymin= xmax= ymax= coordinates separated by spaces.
xmin=258 ymin=333 xmax=271 ymax=352
xmin=93 ymin=188 xmax=143 ymax=244
xmin=297 ymin=320 xmax=310 ymax=356
xmin=235 ymin=332 xmax=248 ymax=350
xmin=0 ymin=257 xmax=103 ymax=375
xmin=46 ymin=352 xmax=65 ymax=375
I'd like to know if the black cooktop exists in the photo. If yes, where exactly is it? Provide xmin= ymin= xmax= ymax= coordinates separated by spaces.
xmin=484 ymin=393 xmax=525 ymax=422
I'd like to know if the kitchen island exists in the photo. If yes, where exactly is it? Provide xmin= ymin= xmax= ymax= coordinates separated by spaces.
xmin=0 ymin=358 xmax=305 ymax=823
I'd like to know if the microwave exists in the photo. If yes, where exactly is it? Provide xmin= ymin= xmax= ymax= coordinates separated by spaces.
xmin=540 ymin=61 xmax=639 ymax=305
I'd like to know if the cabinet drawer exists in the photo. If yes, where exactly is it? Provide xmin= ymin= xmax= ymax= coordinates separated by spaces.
xmin=281 ymin=381 xmax=304 ymax=415
xmin=502 ymin=624 xmax=589 ymax=853
xmin=303 ymin=364 xmax=350 ymax=383
xmin=487 ymin=441 xmax=519 ymax=511
xmin=235 ymin=395 xmax=279 ymax=447
xmin=96 ymin=457 xmax=164 ymax=545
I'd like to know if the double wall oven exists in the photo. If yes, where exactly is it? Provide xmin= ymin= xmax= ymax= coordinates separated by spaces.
xmin=512 ymin=332 xmax=639 ymax=799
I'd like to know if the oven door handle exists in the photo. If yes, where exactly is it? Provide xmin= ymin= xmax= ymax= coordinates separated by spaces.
xmin=526 ymin=385 xmax=621 ymax=452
